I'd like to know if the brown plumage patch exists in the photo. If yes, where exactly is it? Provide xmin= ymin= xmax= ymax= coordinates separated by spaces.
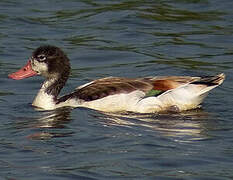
xmin=153 ymin=80 xmax=181 ymax=91
xmin=73 ymin=78 xmax=154 ymax=101
xmin=57 ymin=77 xmax=154 ymax=103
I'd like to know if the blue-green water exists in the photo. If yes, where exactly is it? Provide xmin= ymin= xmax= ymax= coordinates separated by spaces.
xmin=1 ymin=0 xmax=233 ymax=179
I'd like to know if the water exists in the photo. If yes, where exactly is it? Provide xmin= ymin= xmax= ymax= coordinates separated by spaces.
xmin=0 ymin=0 xmax=233 ymax=179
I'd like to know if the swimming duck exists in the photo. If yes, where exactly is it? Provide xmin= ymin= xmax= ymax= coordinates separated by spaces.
xmin=8 ymin=45 xmax=225 ymax=113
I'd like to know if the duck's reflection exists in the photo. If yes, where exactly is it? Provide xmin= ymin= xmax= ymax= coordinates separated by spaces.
xmin=25 ymin=107 xmax=73 ymax=140
xmin=33 ymin=107 xmax=72 ymax=128
xmin=16 ymin=105 xmax=215 ymax=141
xmin=94 ymin=109 xmax=212 ymax=141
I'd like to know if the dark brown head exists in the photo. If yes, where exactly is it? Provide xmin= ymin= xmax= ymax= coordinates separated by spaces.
xmin=9 ymin=45 xmax=71 ymax=81
xmin=31 ymin=45 xmax=70 ymax=79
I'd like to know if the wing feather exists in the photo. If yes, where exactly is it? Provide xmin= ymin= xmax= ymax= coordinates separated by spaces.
xmin=57 ymin=76 xmax=202 ymax=103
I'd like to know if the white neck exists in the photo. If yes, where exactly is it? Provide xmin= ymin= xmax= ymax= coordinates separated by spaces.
xmin=32 ymin=78 xmax=59 ymax=110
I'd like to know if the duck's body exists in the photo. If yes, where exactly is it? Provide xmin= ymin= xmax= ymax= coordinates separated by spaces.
xmin=9 ymin=45 xmax=225 ymax=113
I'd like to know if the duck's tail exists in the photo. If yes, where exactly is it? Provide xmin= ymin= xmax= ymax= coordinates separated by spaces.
xmin=191 ymin=73 xmax=225 ymax=87
xmin=157 ymin=73 xmax=225 ymax=111
xmin=184 ymin=73 xmax=225 ymax=97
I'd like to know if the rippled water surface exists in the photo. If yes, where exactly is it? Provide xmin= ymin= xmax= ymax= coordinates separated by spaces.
xmin=0 ymin=0 xmax=233 ymax=179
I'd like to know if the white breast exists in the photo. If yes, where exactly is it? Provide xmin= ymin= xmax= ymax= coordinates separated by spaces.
xmin=32 ymin=90 xmax=56 ymax=110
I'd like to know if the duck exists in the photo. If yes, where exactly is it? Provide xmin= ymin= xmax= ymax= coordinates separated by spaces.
xmin=8 ymin=45 xmax=225 ymax=113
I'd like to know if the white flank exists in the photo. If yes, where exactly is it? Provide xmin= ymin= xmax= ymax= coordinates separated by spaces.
xmin=76 ymin=83 xmax=218 ymax=113
xmin=78 ymin=90 xmax=146 ymax=112
xmin=156 ymin=83 xmax=218 ymax=111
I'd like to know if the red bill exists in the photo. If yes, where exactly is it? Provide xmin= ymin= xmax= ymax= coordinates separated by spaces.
xmin=8 ymin=60 xmax=37 ymax=80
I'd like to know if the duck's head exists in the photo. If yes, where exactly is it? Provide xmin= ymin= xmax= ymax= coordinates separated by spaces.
xmin=9 ymin=45 xmax=70 ymax=80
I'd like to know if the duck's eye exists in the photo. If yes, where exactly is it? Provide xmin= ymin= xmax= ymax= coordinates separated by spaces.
xmin=37 ymin=54 xmax=46 ymax=62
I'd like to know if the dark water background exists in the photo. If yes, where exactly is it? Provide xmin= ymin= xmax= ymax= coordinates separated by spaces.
xmin=0 ymin=0 xmax=233 ymax=179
